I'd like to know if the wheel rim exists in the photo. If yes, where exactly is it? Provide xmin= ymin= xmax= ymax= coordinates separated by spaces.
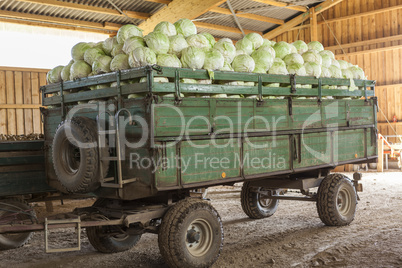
xmin=186 ymin=218 xmax=213 ymax=257
xmin=61 ymin=138 xmax=81 ymax=175
xmin=337 ymin=186 xmax=352 ymax=216
xmin=257 ymin=188 xmax=274 ymax=210
xmin=0 ymin=202 xmax=33 ymax=244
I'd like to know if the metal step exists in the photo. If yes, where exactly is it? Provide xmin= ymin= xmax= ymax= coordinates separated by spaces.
xmin=98 ymin=129 xmax=116 ymax=135
xmin=45 ymin=217 xmax=81 ymax=253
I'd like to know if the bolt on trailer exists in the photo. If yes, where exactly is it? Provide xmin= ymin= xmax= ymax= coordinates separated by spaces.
xmin=0 ymin=65 xmax=376 ymax=267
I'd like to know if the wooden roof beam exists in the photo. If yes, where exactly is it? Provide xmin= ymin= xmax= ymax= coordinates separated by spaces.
xmin=252 ymin=0 xmax=307 ymax=12
xmin=210 ymin=7 xmax=284 ymax=25
xmin=194 ymin=21 xmax=261 ymax=35
xmin=14 ymin=0 xmax=150 ymax=20
xmin=263 ymin=0 xmax=344 ymax=40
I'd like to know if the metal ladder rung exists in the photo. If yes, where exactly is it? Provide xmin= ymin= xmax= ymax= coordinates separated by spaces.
xmin=45 ymin=217 xmax=81 ymax=253
xmin=101 ymin=177 xmax=138 ymax=188
xmin=98 ymin=129 xmax=116 ymax=135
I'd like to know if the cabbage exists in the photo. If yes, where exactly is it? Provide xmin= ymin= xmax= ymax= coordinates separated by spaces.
xmin=70 ymin=60 xmax=91 ymax=80
xmin=232 ymin=54 xmax=255 ymax=73
xmin=213 ymin=41 xmax=236 ymax=63
xmin=331 ymin=59 xmax=341 ymax=69
xmin=251 ymin=49 xmax=274 ymax=71
xmin=110 ymin=54 xmax=130 ymax=71
xmin=84 ymin=48 xmax=105 ymax=65
xmin=319 ymin=50 xmax=335 ymax=60
xmin=128 ymin=93 xmax=146 ymax=99
xmin=244 ymin=33 xmax=263 ymax=49
xmin=111 ymin=43 xmax=124 ymax=57
xmin=71 ymin=42 xmax=92 ymax=61
xmin=273 ymin=41 xmax=292 ymax=59
xmin=217 ymin=38 xmax=233 ymax=45
xmin=117 ymin=24 xmax=143 ymax=44
xmin=235 ymin=38 xmax=254 ymax=55
xmin=302 ymin=50 xmax=322 ymax=65
xmin=102 ymin=37 xmax=118 ymax=56
xmin=329 ymin=65 xmax=342 ymax=80
xmin=337 ymin=60 xmax=349 ymax=70
xmin=198 ymin=79 xmax=212 ymax=84
xmin=122 ymin=36 xmax=146 ymax=54
xmin=199 ymin=32 xmax=216 ymax=48
xmin=257 ymin=45 xmax=276 ymax=59
xmin=252 ymin=66 xmax=267 ymax=74
xmin=225 ymin=81 xmax=244 ymax=86
xmin=90 ymin=83 xmax=110 ymax=90
xmin=144 ymin=32 xmax=170 ymax=54
xmin=47 ymin=65 xmax=64 ymax=84
xmin=186 ymin=34 xmax=210 ymax=50
xmin=154 ymin=21 xmax=177 ymax=36
xmin=61 ymin=60 xmax=74 ymax=81
xmin=268 ymin=58 xmax=288 ymax=75
xmin=139 ymin=77 xmax=169 ymax=83
xmin=180 ymin=46 xmax=205 ymax=69
xmin=236 ymin=50 xmax=247 ymax=56
xmin=304 ymin=62 xmax=321 ymax=77
xmin=283 ymin=53 xmax=304 ymax=65
xmin=244 ymin=82 xmax=254 ymax=86
xmin=260 ymin=38 xmax=274 ymax=48
xmin=308 ymin=41 xmax=324 ymax=52
xmin=180 ymin=78 xmax=198 ymax=84
xmin=92 ymin=55 xmax=112 ymax=74
xmin=348 ymin=65 xmax=366 ymax=79
xmin=320 ymin=66 xmax=331 ymax=78
xmin=174 ymin=18 xmax=197 ymax=38
xmin=287 ymin=63 xmax=307 ymax=76
xmin=289 ymin=44 xmax=297 ymax=54
xmin=341 ymin=68 xmax=354 ymax=79
xmin=227 ymin=95 xmax=242 ymax=98
xmin=168 ymin=35 xmax=189 ymax=57
xmin=157 ymin=54 xmax=182 ymax=68
xmin=320 ymin=54 xmax=332 ymax=68
xmin=203 ymin=49 xmax=224 ymax=70
xmin=128 ymin=47 xmax=157 ymax=68
xmin=211 ymin=94 xmax=228 ymax=98
xmin=292 ymin=40 xmax=308 ymax=54
xmin=220 ymin=62 xmax=234 ymax=72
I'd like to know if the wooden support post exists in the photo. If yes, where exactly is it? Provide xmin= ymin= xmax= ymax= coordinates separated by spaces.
xmin=310 ymin=7 xmax=318 ymax=42
xmin=45 ymin=201 xmax=54 ymax=213
xmin=377 ymin=136 xmax=384 ymax=172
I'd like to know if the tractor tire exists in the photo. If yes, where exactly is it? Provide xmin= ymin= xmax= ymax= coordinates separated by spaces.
xmin=241 ymin=181 xmax=279 ymax=219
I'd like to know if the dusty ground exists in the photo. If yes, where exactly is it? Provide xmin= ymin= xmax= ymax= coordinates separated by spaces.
xmin=1 ymin=171 xmax=401 ymax=268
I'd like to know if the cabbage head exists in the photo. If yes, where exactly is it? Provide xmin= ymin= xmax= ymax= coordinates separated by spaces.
xmin=219 ymin=62 xmax=234 ymax=72
xmin=61 ymin=60 xmax=74 ymax=81
xmin=302 ymin=50 xmax=322 ymax=65
xmin=292 ymin=40 xmax=308 ymax=54
xmin=144 ymin=32 xmax=170 ymax=54
xmin=319 ymin=50 xmax=335 ymax=60
xmin=111 ymin=43 xmax=124 ymax=57
xmin=320 ymin=66 xmax=332 ymax=78
xmin=180 ymin=46 xmax=205 ymax=69
xmin=102 ymin=37 xmax=118 ymax=56
xmin=304 ymin=62 xmax=321 ymax=77
xmin=213 ymin=41 xmax=236 ymax=63
xmin=236 ymin=50 xmax=247 ymax=56
xmin=70 ymin=60 xmax=92 ymax=80
xmin=337 ymin=60 xmax=349 ymax=70
xmin=92 ymin=55 xmax=112 ymax=74
xmin=128 ymin=47 xmax=157 ymax=68
xmin=348 ymin=66 xmax=366 ymax=79
xmin=287 ymin=63 xmax=307 ymax=76
xmin=260 ymin=38 xmax=274 ymax=48
xmin=257 ymin=45 xmax=276 ymax=58
xmin=251 ymin=49 xmax=274 ymax=71
xmin=199 ymin=32 xmax=216 ymax=48
xmin=244 ymin=33 xmax=263 ymax=49
xmin=289 ymin=44 xmax=297 ymax=54
xmin=203 ymin=49 xmax=224 ymax=70
xmin=84 ymin=47 xmax=105 ymax=65
xmin=235 ymin=38 xmax=254 ymax=55
xmin=329 ymin=65 xmax=342 ymax=78
xmin=320 ymin=54 xmax=332 ymax=68
xmin=273 ymin=41 xmax=292 ymax=59
xmin=232 ymin=54 xmax=255 ymax=73
xmin=71 ymin=42 xmax=92 ymax=61
xmin=117 ymin=24 xmax=143 ymax=44
xmin=157 ymin=54 xmax=182 ymax=68
xmin=331 ymin=59 xmax=341 ymax=69
xmin=122 ymin=36 xmax=145 ymax=54
xmin=216 ymin=38 xmax=233 ymax=45
xmin=47 ymin=65 xmax=64 ymax=84
xmin=268 ymin=58 xmax=288 ymax=75
xmin=168 ymin=35 xmax=189 ymax=57
xmin=174 ymin=18 xmax=197 ymax=38
xmin=110 ymin=54 xmax=130 ymax=71
xmin=154 ymin=21 xmax=177 ymax=36
xmin=186 ymin=34 xmax=210 ymax=50
xmin=308 ymin=41 xmax=324 ymax=52
xmin=180 ymin=78 xmax=198 ymax=84
xmin=283 ymin=53 xmax=304 ymax=66
xmin=341 ymin=68 xmax=354 ymax=79
xmin=253 ymin=66 xmax=267 ymax=74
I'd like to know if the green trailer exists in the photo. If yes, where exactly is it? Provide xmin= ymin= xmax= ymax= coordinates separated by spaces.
xmin=0 ymin=66 xmax=376 ymax=267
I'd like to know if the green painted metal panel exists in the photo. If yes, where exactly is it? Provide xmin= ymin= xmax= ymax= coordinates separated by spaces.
xmin=294 ymin=132 xmax=332 ymax=168
xmin=0 ymin=170 xmax=53 ymax=196
xmin=292 ymin=100 xmax=322 ymax=129
xmin=335 ymin=129 xmax=366 ymax=162
xmin=0 ymin=141 xmax=43 ymax=151
xmin=154 ymin=144 xmax=178 ymax=188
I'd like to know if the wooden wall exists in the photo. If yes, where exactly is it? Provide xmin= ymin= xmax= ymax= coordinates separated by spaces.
xmin=0 ymin=66 xmax=48 ymax=135
xmin=273 ymin=0 xmax=402 ymax=143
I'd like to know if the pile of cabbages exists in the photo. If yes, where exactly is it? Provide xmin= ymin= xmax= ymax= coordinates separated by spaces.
xmin=46 ymin=18 xmax=367 ymax=98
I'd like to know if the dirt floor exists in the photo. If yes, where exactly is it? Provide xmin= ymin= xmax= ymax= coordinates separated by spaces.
xmin=1 ymin=171 xmax=401 ymax=268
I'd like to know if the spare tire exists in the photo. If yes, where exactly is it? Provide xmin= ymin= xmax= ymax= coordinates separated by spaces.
xmin=52 ymin=116 xmax=109 ymax=193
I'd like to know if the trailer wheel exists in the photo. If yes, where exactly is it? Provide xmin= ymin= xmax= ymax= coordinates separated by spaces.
xmin=317 ymin=174 xmax=357 ymax=226
xmin=86 ymin=198 xmax=141 ymax=253
xmin=52 ymin=116 xmax=109 ymax=193
xmin=0 ymin=199 xmax=36 ymax=250
xmin=241 ymin=181 xmax=279 ymax=219
xmin=158 ymin=198 xmax=223 ymax=268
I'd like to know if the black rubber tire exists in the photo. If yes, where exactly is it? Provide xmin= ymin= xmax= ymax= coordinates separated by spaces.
xmin=52 ymin=116 xmax=109 ymax=193
xmin=158 ymin=198 xmax=223 ymax=268
xmin=241 ymin=181 xmax=279 ymax=219
xmin=86 ymin=198 xmax=141 ymax=253
xmin=0 ymin=199 xmax=36 ymax=250
xmin=317 ymin=173 xmax=357 ymax=226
